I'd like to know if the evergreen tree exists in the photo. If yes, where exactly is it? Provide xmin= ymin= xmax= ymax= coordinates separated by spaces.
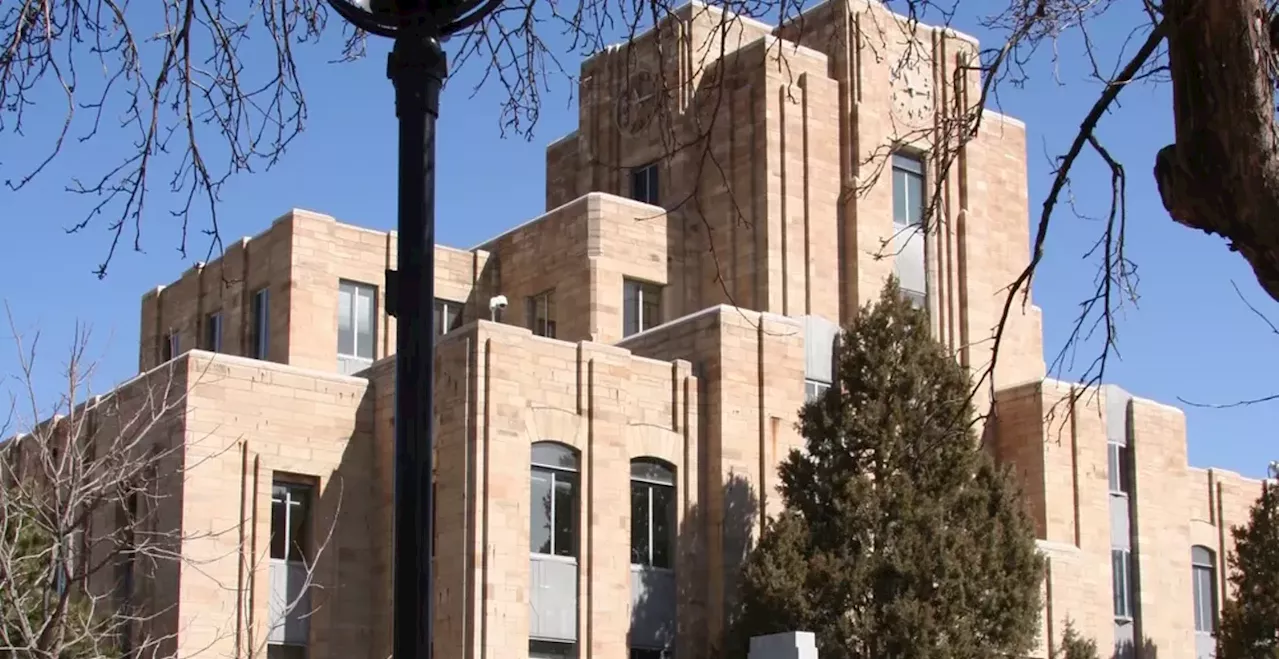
xmin=1056 ymin=620 xmax=1100 ymax=659
xmin=1217 ymin=477 xmax=1279 ymax=659
xmin=0 ymin=497 xmax=118 ymax=659
xmin=732 ymin=280 xmax=1044 ymax=659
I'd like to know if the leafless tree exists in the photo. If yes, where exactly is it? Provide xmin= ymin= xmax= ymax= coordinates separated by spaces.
xmin=2 ymin=0 xmax=1275 ymax=405
xmin=0 ymin=312 xmax=338 ymax=659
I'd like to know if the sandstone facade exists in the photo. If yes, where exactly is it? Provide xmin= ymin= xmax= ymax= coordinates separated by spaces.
xmin=37 ymin=2 xmax=1265 ymax=659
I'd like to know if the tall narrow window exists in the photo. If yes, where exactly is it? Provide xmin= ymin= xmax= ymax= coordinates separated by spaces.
xmin=1112 ymin=548 xmax=1133 ymax=620
xmin=251 ymin=288 xmax=270 ymax=360
xmin=630 ymin=162 xmax=660 ymax=205
xmin=891 ymin=153 xmax=927 ymax=309
xmin=434 ymin=299 xmax=465 ymax=339
xmin=161 ymin=331 xmax=178 ymax=362
xmin=530 ymin=442 xmax=578 ymax=558
xmin=271 ymin=482 xmax=312 ymax=563
xmin=204 ymin=311 xmax=223 ymax=352
xmin=115 ymin=492 xmax=138 ymax=657
xmin=1192 ymin=545 xmax=1217 ymax=634
xmin=269 ymin=479 xmax=312 ymax=656
xmin=623 ymin=279 xmax=663 ymax=337
xmin=337 ymin=280 xmax=377 ymax=360
xmin=527 ymin=290 xmax=557 ymax=339
xmin=1108 ymin=442 xmax=1133 ymax=495
xmin=631 ymin=459 xmax=676 ymax=569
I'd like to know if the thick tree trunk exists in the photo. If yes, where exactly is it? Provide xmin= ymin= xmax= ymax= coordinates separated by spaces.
xmin=1155 ymin=0 xmax=1279 ymax=301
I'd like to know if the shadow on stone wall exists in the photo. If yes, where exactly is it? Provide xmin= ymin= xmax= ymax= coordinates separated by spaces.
xmin=1113 ymin=635 xmax=1158 ymax=659
xmin=630 ymin=472 xmax=759 ymax=659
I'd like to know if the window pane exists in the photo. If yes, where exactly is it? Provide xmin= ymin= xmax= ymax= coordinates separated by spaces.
xmin=433 ymin=301 xmax=445 ymax=339
xmin=631 ymin=169 xmax=646 ymax=203
xmin=642 ymin=283 xmax=661 ymax=330
xmin=271 ymin=488 xmax=287 ymax=560
xmin=805 ymin=379 xmax=830 ymax=404
xmin=338 ymin=285 xmax=354 ymax=355
xmin=892 ymin=169 xmax=908 ymax=226
xmin=631 ymin=460 xmax=675 ymax=485
xmin=545 ymin=293 xmax=557 ymax=339
xmin=651 ymin=484 xmax=675 ymax=569
xmin=1112 ymin=549 xmax=1130 ymax=618
xmin=1193 ymin=565 xmax=1215 ymax=632
xmin=631 ymin=482 xmax=649 ymax=565
xmin=553 ymin=472 xmax=577 ymax=557
xmin=530 ymin=640 xmax=576 ymax=659
xmin=1108 ymin=444 xmax=1121 ymax=492
xmin=894 ymin=223 xmax=926 ymax=298
xmin=288 ymin=488 xmax=310 ymax=562
xmin=532 ymin=443 xmax=578 ymax=471
xmin=905 ymin=165 xmax=924 ymax=227
xmin=530 ymin=469 xmax=553 ymax=554
xmin=254 ymin=290 xmax=270 ymax=359
xmin=356 ymin=286 xmax=375 ymax=359
xmin=624 ymin=282 xmax=640 ymax=336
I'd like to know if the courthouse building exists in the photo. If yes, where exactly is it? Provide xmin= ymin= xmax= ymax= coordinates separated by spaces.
xmin=26 ymin=1 xmax=1267 ymax=659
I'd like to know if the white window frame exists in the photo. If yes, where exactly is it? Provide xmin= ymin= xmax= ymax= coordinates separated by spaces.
xmin=337 ymin=280 xmax=377 ymax=360
xmin=1108 ymin=441 xmax=1132 ymax=496
xmin=805 ymin=378 xmax=831 ymax=404
xmin=435 ymin=298 xmax=464 ymax=338
xmin=623 ymin=279 xmax=663 ymax=337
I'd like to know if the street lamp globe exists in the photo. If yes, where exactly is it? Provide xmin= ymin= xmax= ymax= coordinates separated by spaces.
xmin=325 ymin=0 xmax=502 ymax=37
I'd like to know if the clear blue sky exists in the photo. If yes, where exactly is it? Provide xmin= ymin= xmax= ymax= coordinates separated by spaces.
xmin=1 ymin=2 xmax=1274 ymax=477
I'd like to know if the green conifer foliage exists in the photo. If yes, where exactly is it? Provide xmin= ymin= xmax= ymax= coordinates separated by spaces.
xmin=1217 ymin=478 xmax=1279 ymax=659
xmin=733 ymin=280 xmax=1044 ymax=659
xmin=1057 ymin=620 xmax=1100 ymax=659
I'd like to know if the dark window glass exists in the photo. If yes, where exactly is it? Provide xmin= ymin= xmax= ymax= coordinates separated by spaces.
xmin=252 ymin=288 xmax=270 ymax=359
xmin=271 ymin=481 xmax=312 ymax=562
xmin=204 ymin=312 xmax=223 ymax=352
xmin=630 ymin=163 xmax=660 ymax=205
xmin=530 ymin=441 xmax=578 ymax=558
xmin=527 ymin=291 xmax=557 ymax=338
xmin=1112 ymin=548 xmax=1132 ymax=619
xmin=630 ymin=458 xmax=676 ymax=569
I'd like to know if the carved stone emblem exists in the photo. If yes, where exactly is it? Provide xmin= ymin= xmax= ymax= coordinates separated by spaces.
xmin=617 ymin=70 xmax=659 ymax=134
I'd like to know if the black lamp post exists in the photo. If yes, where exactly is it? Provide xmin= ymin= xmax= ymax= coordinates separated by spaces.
xmin=322 ymin=2 xmax=500 ymax=658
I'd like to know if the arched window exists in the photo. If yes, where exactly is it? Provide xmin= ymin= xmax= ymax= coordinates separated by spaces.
xmin=530 ymin=442 xmax=579 ymax=558
xmin=630 ymin=458 xmax=676 ymax=569
xmin=1191 ymin=545 xmax=1218 ymax=634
